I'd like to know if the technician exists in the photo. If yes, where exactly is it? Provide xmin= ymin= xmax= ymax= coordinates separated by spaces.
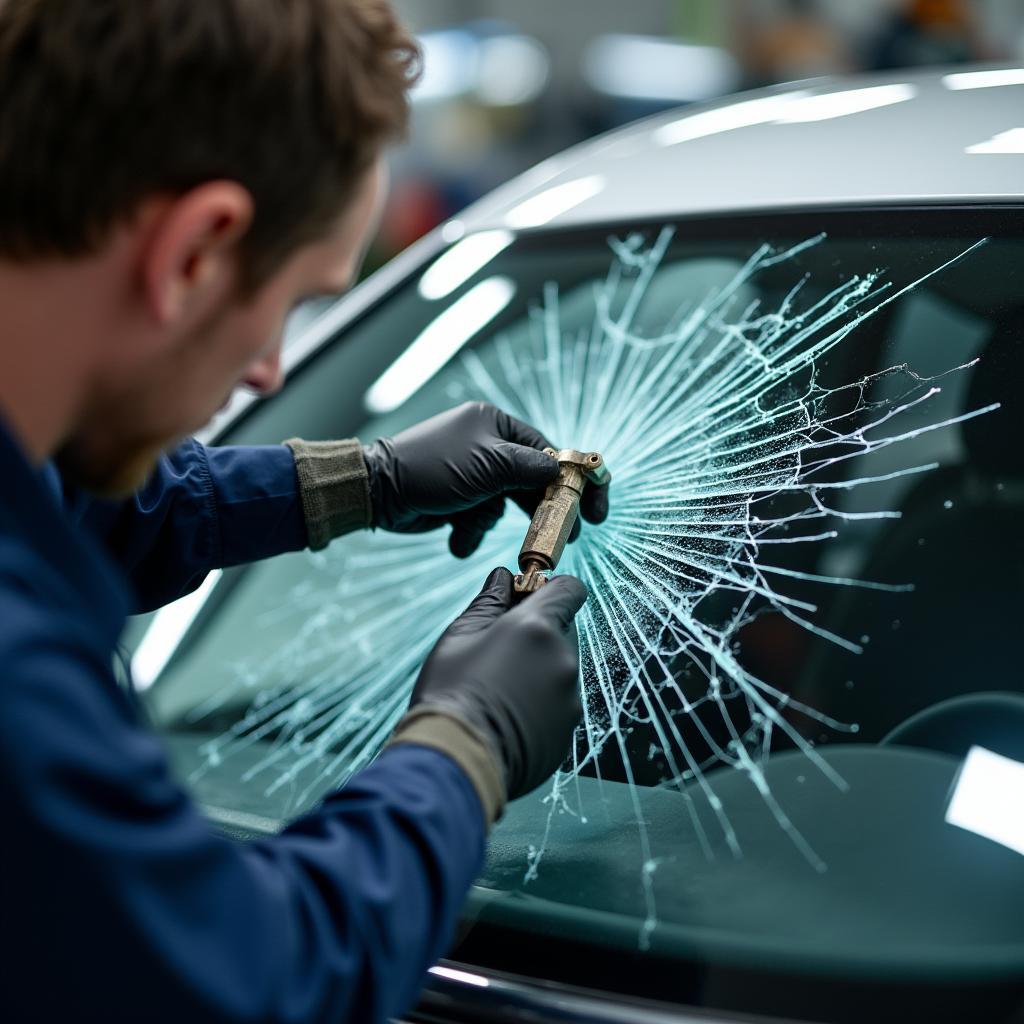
xmin=0 ymin=2 xmax=607 ymax=1022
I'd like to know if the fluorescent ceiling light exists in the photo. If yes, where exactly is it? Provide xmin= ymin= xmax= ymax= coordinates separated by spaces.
xmin=132 ymin=570 xmax=223 ymax=691
xmin=412 ymin=28 xmax=548 ymax=107
xmin=418 ymin=230 xmax=514 ymax=301
xmin=476 ymin=35 xmax=549 ymax=106
xmin=505 ymin=175 xmax=604 ymax=229
xmin=653 ymin=84 xmax=914 ymax=145
xmin=653 ymin=91 xmax=811 ymax=146
xmin=774 ymin=83 xmax=916 ymax=123
xmin=583 ymin=34 xmax=739 ymax=103
xmin=944 ymin=68 xmax=1024 ymax=90
xmin=365 ymin=276 xmax=515 ymax=415
xmin=946 ymin=745 xmax=1024 ymax=856
xmin=411 ymin=29 xmax=477 ymax=102
xmin=965 ymin=127 xmax=1024 ymax=154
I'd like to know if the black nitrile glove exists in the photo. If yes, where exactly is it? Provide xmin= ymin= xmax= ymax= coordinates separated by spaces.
xmin=408 ymin=566 xmax=587 ymax=801
xmin=362 ymin=401 xmax=610 ymax=557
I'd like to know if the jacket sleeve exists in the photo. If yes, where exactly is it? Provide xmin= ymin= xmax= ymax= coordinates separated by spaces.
xmin=1 ymin=591 xmax=486 ymax=1024
xmin=67 ymin=440 xmax=310 ymax=612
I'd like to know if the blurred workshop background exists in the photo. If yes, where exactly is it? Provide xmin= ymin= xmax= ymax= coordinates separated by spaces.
xmin=362 ymin=0 xmax=1024 ymax=271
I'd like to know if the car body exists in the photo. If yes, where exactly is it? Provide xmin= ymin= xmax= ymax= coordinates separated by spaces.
xmin=138 ymin=65 xmax=1024 ymax=1023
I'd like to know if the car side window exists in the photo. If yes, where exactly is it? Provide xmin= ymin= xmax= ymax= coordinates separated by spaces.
xmin=145 ymin=215 xmax=1024 ymax=995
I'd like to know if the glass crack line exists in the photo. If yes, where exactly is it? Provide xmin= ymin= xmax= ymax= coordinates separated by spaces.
xmin=189 ymin=228 xmax=991 ymax=950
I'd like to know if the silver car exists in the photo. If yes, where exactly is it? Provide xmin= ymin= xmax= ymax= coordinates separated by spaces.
xmin=136 ymin=65 xmax=1024 ymax=1023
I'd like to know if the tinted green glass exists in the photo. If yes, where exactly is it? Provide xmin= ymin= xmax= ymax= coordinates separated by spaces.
xmin=144 ymin=211 xmax=1024 ymax=1017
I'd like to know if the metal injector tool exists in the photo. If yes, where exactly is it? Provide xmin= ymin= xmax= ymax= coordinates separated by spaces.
xmin=513 ymin=448 xmax=611 ymax=598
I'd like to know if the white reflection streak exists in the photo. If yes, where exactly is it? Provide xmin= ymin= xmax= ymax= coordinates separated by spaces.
xmin=429 ymin=965 xmax=490 ymax=988
xmin=365 ymin=276 xmax=515 ymax=415
xmin=418 ymin=231 xmax=515 ymax=301
xmin=653 ymin=84 xmax=914 ymax=147
xmin=943 ymin=69 xmax=1024 ymax=90
xmin=946 ymin=746 xmax=1024 ymax=856
xmin=133 ymin=570 xmax=223 ymax=692
xmin=965 ymin=128 xmax=1024 ymax=155
xmin=652 ymin=92 xmax=811 ymax=146
xmin=505 ymin=176 xmax=605 ymax=229
xmin=774 ymin=84 xmax=915 ymax=123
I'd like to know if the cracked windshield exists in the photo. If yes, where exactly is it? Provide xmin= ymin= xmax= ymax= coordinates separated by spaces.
xmin=143 ymin=213 xmax=1023 ymax=961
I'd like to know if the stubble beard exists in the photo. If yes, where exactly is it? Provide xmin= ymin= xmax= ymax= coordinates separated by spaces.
xmin=55 ymin=305 xmax=239 ymax=497
xmin=54 ymin=428 xmax=171 ymax=498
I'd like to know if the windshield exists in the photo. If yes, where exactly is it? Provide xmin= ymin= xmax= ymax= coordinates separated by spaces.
xmin=143 ymin=209 xmax=1024 ymax=1019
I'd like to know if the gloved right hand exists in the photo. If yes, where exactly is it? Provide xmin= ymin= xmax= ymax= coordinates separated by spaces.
xmin=400 ymin=566 xmax=587 ymax=805
xmin=362 ymin=402 xmax=610 ymax=557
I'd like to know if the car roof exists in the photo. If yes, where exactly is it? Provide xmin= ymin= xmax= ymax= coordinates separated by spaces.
xmin=458 ymin=64 xmax=1024 ymax=233
xmin=203 ymin=64 xmax=1024 ymax=441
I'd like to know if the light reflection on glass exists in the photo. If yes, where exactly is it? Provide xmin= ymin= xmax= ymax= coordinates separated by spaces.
xmin=429 ymin=965 xmax=490 ymax=988
xmin=418 ymin=230 xmax=515 ymax=301
xmin=945 ymin=745 xmax=1024 ymax=856
xmin=364 ymin=276 xmax=515 ymax=415
xmin=132 ymin=570 xmax=223 ymax=691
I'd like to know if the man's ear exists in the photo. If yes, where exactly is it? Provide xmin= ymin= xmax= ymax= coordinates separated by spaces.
xmin=141 ymin=181 xmax=254 ymax=326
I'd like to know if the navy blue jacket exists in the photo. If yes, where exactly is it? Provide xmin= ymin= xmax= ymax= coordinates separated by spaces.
xmin=0 ymin=418 xmax=485 ymax=1023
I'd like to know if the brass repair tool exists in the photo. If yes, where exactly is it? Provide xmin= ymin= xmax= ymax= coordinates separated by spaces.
xmin=513 ymin=448 xmax=611 ymax=598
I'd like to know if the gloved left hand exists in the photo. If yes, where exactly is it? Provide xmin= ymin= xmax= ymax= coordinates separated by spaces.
xmin=362 ymin=401 xmax=610 ymax=557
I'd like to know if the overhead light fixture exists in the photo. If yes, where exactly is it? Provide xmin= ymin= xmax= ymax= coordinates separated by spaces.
xmin=365 ymin=276 xmax=515 ymax=415
xmin=943 ymin=68 xmax=1024 ymax=90
xmin=965 ymin=127 xmax=1024 ymax=154
xmin=505 ymin=175 xmax=604 ymax=229
xmin=476 ymin=35 xmax=549 ymax=106
xmin=418 ymin=230 xmax=515 ymax=301
xmin=131 ymin=570 xmax=223 ymax=691
xmin=583 ymin=34 xmax=739 ymax=104
xmin=411 ymin=27 xmax=549 ymax=107
xmin=945 ymin=745 xmax=1024 ymax=856
xmin=410 ymin=29 xmax=478 ymax=102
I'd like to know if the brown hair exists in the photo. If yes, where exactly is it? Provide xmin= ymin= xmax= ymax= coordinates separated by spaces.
xmin=0 ymin=0 xmax=419 ymax=288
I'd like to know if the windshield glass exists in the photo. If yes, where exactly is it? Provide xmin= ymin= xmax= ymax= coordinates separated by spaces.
xmin=143 ymin=209 xmax=1024 ymax=1019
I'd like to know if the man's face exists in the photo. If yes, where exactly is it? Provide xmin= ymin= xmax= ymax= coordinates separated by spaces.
xmin=60 ymin=160 xmax=387 ymax=495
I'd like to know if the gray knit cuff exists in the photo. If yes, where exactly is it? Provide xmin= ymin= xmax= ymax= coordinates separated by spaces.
xmin=387 ymin=707 xmax=506 ymax=826
xmin=284 ymin=438 xmax=372 ymax=551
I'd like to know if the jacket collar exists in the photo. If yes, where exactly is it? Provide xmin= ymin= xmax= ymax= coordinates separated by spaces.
xmin=0 ymin=414 xmax=129 ymax=644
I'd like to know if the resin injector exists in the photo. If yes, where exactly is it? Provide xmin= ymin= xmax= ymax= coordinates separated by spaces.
xmin=513 ymin=448 xmax=610 ymax=597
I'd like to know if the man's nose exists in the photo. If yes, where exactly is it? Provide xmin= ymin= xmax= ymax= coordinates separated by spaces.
xmin=243 ymin=349 xmax=284 ymax=396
